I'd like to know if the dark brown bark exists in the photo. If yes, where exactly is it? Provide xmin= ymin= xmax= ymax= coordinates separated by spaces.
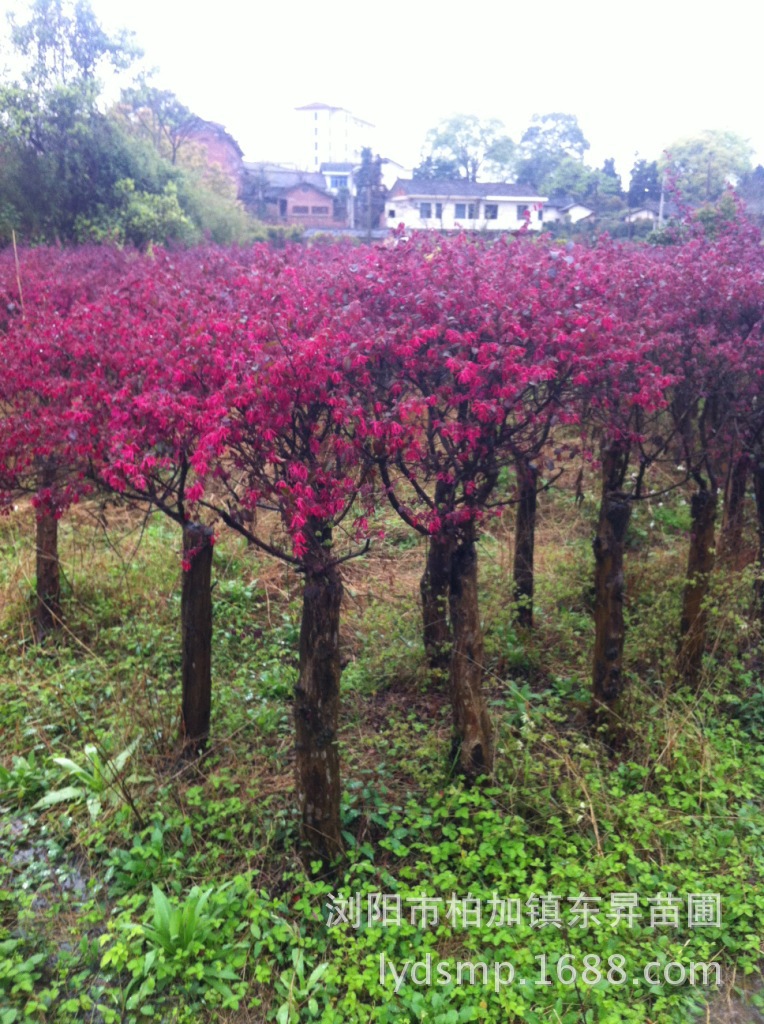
xmin=719 ymin=455 xmax=748 ymax=565
xmin=420 ymin=531 xmax=454 ymax=673
xmin=294 ymin=543 xmax=344 ymax=868
xmin=420 ymin=478 xmax=456 ymax=673
xmin=448 ymin=520 xmax=493 ymax=781
xmin=679 ymin=485 xmax=718 ymax=684
xmin=513 ymin=458 xmax=538 ymax=628
xmin=35 ymin=507 xmax=61 ymax=640
xmin=752 ymin=455 xmax=764 ymax=622
xmin=180 ymin=522 xmax=214 ymax=756
xmin=591 ymin=449 xmax=632 ymax=731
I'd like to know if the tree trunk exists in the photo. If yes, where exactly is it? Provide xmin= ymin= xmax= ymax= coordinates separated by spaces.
xmin=752 ymin=454 xmax=764 ymax=622
xmin=420 ymin=530 xmax=454 ymax=674
xmin=180 ymin=522 xmax=214 ymax=756
xmin=679 ymin=485 xmax=717 ymax=684
xmin=591 ymin=451 xmax=632 ymax=734
xmin=719 ymin=455 xmax=748 ymax=565
xmin=513 ymin=458 xmax=538 ymax=628
xmin=35 ymin=507 xmax=61 ymax=640
xmin=294 ymin=546 xmax=344 ymax=868
xmin=448 ymin=519 xmax=493 ymax=781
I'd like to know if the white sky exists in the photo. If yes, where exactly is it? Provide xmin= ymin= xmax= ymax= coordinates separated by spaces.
xmin=16 ymin=0 xmax=764 ymax=181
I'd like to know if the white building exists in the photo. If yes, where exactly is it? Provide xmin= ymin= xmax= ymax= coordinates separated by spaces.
xmin=543 ymin=200 xmax=594 ymax=225
xmin=385 ymin=180 xmax=548 ymax=232
xmin=295 ymin=103 xmax=374 ymax=172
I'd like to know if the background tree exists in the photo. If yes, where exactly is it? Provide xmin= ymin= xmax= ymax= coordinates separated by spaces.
xmin=354 ymin=147 xmax=386 ymax=235
xmin=420 ymin=114 xmax=515 ymax=183
xmin=6 ymin=0 xmax=138 ymax=98
xmin=661 ymin=129 xmax=753 ymax=204
xmin=0 ymin=0 xmax=147 ymax=241
xmin=543 ymin=157 xmax=595 ymax=201
xmin=737 ymin=164 xmax=764 ymax=225
xmin=113 ymin=78 xmax=201 ymax=165
xmin=0 ymin=0 xmax=142 ymax=241
xmin=627 ymin=158 xmax=661 ymax=208
xmin=0 ymin=0 xmax=262 ymax=245
xmin=412 ymin=154 xmax=462 ymax=181
xmin=516 ymin=112 xmax=590 ymax=191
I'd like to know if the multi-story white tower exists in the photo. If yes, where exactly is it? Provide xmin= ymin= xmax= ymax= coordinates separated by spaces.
xmin=294 ymin=103 xmax=374 ymax=171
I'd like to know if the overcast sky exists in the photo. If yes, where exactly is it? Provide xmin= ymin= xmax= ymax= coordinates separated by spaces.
xmin=60 ymin=0 xmax=764 ymax=180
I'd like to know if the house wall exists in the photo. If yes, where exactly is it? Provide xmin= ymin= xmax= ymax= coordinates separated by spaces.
xmin=625 ymin=209 xmax=656 ymax=223
xmin=384 ymin=197 xmax=545 ymax=232
xmin=282 ymin=185 xmax=347 ymax=228
xmin=187 ymin=126 xmax=243 ymax=192
xmin=567 ymin=205 xmax=593 ymax=224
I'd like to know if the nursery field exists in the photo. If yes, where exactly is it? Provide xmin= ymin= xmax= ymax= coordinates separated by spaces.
xmin=1 ymin=219 xmax=764 ymax=1022
xmin=1 ymin=482 xmax=763 ymax=1024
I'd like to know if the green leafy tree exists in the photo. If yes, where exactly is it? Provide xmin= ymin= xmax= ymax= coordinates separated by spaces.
xmin=738 ymin=164 xmax=764 ymax=224
xmin=599 ymin=158 xmax=622 ymax=196
xmin=582 ymin=159 xmax=625 ymax=215
xmin=627 ymin=158 xmax=661 ymax=208
xmin=421 ymin=114 xmax=515 ymax=182
xmin=544 ymin=157 xmax=595 ymax=200
xmin=412 ymin=154 xmax=462 ymax=181
xmin=75 ymin=178 xmax=196 ymax=247
xmin=517 ymin=112 xmax=590 ymax=190
xmin=0 ymin=1 xmax=262 ymax=245
xmin=355 ymin=146 xmax=385 ymax=234
xmin=7 ymin=0 xmax=138 ymax=90
xmin=0 ymin=0 xmax=142 ymax=241
xmin=113 ymin=77 xmax=201 ymax=165
xmin=661 ymin=130 xmax=754 ymax=204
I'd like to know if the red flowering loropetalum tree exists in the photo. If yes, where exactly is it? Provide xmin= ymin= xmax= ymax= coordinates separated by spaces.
xmin=0 ymin=245 xmax=133 ymax=638
xmin=570 ymin=238 xmax=683 ymax=740
xmin=160 ymin=247 xmax=377 ymax=868
xmin=645 ymin=212 xmax=764 ymax=680
xmin=64 ymin=246 xmax=247 ymax=756
xmin=353 ymin=233 xmax=597 ymax=780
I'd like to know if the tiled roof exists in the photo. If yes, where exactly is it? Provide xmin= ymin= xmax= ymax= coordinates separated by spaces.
xmin=242 ymin=163 xmax=326 ymax=191
xmin=394 ymin=178 xmax=547 ymax=200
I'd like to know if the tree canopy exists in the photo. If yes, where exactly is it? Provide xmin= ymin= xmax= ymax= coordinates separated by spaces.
xmin=516 ymin=112 xmax=590 ymax=191
xmin=420 ymin=114 xmax=515 ymax=183
xmin=628 ymin=159 xmax=661 ymax=208
xmin=0 ymin=0 xmax=265 ymax=246
xmin=661 ymin=130 xmax=754 ymax=204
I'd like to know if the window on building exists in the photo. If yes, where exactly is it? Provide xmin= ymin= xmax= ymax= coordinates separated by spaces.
xmin=485 ymin=203 xmax=498 ymax=220
xmin=419 ymin=202 xmax=432 ymax=219
xmin=538 ymin=208 xmax=543 ymax=221
xmin=292 ymin=205 xmax=309 ymax=214
xmin=388 ymin=208 xmax=396 ymax=218
xmin=330 ymin=176 xmax=347 ymax=190
xmin=311 ymin=206 xmax=329 ymax=214
xmin=435 ymin=202 xmax=443 ymax=219
xmin=517 ymin=204 xmax=530 ymax=221
xmin=455 ymin=203 xmax=466 ymax=219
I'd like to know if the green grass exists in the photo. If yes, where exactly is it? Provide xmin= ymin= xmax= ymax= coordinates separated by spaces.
xmin=0 ymin=492 xmax=763 ymax=1023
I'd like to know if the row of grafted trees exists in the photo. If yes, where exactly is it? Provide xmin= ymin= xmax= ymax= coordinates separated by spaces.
xmin=1 ymin=214 xmax=764 ymax=866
